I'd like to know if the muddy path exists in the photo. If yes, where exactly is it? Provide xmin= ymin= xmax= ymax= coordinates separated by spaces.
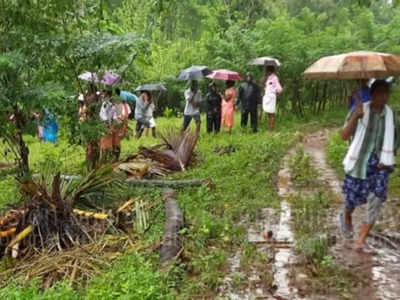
xmin=218 ymin=130 xmax=400 ymax=300
xmin=303 ymin=130 xmax=400 ymax=300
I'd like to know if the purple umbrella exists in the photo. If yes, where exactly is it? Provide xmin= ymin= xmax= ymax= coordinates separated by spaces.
xmin=101 ymin=71 xmax=120 ymax=86
xmin=78 ymin=72 xmax=99 ymax=83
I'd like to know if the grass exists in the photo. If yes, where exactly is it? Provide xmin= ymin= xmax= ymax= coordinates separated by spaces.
xmin=289 ymin=147 xmax=320 ymax=188
xmin=0 ymin=109 xmax=346 ymax=299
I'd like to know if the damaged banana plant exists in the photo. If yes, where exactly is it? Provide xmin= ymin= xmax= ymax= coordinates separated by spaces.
xmin=0 ymin=165 xmax=122 ymax=258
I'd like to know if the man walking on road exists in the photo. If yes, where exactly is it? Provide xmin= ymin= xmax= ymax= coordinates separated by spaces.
xmin=238 ymin=73 xmax=261 ymax=133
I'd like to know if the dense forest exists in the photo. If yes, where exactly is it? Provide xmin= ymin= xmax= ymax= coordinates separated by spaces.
xmin=2 ymin=0 xmax=400 ymax=116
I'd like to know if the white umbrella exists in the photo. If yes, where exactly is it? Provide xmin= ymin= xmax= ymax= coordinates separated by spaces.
xmin=78 ymin=72 xmax=99 ymax=83
xmin=249 ymin=57 xmax=281 ymax=67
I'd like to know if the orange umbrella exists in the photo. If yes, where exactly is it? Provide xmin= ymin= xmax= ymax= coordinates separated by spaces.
xmin=303 ymin=51 xmax=400 ymax=79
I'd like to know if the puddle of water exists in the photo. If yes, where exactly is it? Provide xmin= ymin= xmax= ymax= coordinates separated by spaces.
xmin=273 ymin=200 xmax=298 ymax=300
xmin=271 ymin=151 xmax=299 ymax=300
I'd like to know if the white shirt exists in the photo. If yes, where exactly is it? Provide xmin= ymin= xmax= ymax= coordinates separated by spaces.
xmin=99 ymin=100 xmax=115 ymax=122
xmin=135 ymin=97 xmax=154 ymax=120
xmin=184 ymin=88 xmax=202 ymax=116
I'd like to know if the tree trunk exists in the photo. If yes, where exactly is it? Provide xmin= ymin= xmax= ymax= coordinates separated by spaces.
xmin=126 ymin=178 xmax=213 ymax=189
xmin=159 ymin=189 xmax=184 ymax=266
xmin=13 ymin=107 xmax=29 ymax=177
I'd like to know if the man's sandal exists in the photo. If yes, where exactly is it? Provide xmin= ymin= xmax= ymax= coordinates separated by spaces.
xmin=340 ymin=212 xmax=354 ymax=239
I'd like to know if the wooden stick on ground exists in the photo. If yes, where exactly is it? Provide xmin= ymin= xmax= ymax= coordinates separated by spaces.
xmin=159 ymin=189 xmax=184 ymax=266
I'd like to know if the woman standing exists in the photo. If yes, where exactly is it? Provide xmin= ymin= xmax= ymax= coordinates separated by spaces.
xmin=262 ymin=66 xmax=282 ymax=130
xmin=221 ymin=80 xmax=236 ymax=134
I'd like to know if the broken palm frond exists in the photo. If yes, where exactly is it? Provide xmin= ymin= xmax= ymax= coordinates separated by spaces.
xmin=115 ymin=159 xmax=171 ymax=178
xmin=117 ymin=197 xmax=137 ymax=213
xmin=0 ymin=165 xmax=123 ymax=258
xmin=134 ymin=199 xmax=149 ymax=234
xmin=0 ymin=235 xmax=144 ymax=288
xmin=73 ymin=209 xmax=109 ymax=220
xmin=139 ymin=129 xmax=198 ymax=172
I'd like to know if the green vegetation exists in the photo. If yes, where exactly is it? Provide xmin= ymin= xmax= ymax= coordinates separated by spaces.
xmin=289 ymin=147 xmax=320 ymax=188
xmin=326 ymin=131 xmax=348 ymax=179
xmin=0 ymin=111 xmax=343 ymax=299
xmin=289 ymin=150 xmax=352 ymax=299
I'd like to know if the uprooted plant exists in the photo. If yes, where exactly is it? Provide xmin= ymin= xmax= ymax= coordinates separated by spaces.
xmin=0 ymin=165 xmax=122 ymax=258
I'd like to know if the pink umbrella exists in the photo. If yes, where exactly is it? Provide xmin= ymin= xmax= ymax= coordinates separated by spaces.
xmin=101 ymin=71 xmax=121 ymax=86
xmin=78 ymin=72 xmax=99 ymax=83
xmin=206 ymin=69 xmax=242 ymax=81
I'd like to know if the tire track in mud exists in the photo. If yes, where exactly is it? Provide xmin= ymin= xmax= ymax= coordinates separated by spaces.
xmin=303 ymin=130 xmax=400 ymax=300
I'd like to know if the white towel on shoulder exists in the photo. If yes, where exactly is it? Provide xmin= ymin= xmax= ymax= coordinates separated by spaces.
xmin=343 ymin=103 xmax=395 ymax=173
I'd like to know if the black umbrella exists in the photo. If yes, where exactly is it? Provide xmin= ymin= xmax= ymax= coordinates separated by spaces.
xmin=177 ymin=65 xmax=212 ymax=81
xmin=135 ymin=83 xmax=167 ymax=92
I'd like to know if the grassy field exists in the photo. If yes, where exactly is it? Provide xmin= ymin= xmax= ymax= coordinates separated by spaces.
xmin=0 ymin=110 xmax=346 ymax=299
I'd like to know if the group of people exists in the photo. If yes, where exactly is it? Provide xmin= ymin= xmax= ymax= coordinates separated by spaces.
xmin=77 ymin=85 xmax=156 ymax=167
xmin=183 ymin=66 xmax=283 ymax=135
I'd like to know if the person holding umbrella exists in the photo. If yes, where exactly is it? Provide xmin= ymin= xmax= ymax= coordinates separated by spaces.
xmin=341 ymin=80 xmax=397 ymax=252
xmin=262 ymin=66 xmax=282 ymax=131
xmin=206 ymin=82 xmax=222 ymax=134
xmin=304 ymin=51 xmax=400 ymax=252
xmin=237 ymin=72 xmax=261 ymax=133
xmin=116 ymin=88 xmax=138 ymax=119
xmin=182 ymin=80 xmax=202 ymax=135
xmin=206 ymin=69 xmax=242 ymax=134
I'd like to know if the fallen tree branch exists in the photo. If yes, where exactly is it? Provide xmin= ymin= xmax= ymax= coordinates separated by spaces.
xmin=126 ymin=178 xmax=213 ymax=189
xmin=159 ymin=189 xmax=184 ymax=266
xmin=32 ymin=175 xmax=214 ymax=190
